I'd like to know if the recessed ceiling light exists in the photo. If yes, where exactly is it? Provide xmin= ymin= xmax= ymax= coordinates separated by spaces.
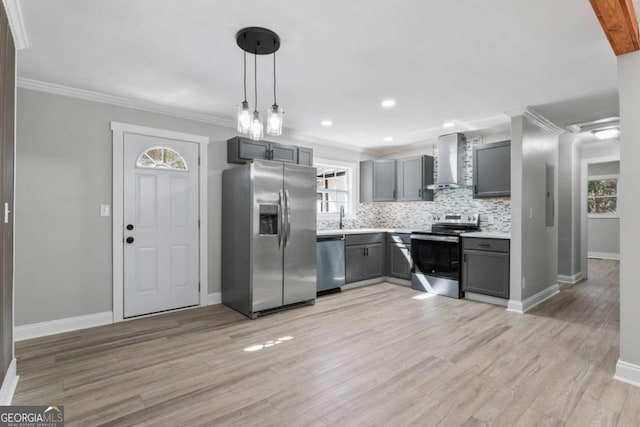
xmin=321 ymin=120 xmax=333 ymax=127
xmin=443 ymin=121 xmax=456 ymax=128
xmin=384 ymin=137 xmax=393 ymax=142
xmin=592 ymin=128 xmax=620 ymax=140
xmin=381 ymin=99 xmax=396 ymax=108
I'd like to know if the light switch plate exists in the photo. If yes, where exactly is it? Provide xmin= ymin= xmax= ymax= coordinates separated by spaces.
xmin=100 ymin=204 xmax=111 ymax=217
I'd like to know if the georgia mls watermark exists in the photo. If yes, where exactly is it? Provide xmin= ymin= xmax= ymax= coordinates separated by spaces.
xmin=0 ymin=406 xmax=64 ymax=427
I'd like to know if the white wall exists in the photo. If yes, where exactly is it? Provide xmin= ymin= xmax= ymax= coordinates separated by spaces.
xmin=510 ymin=112 xmax=560 ymax=304
xmin=15 ymin=88 xmax=370 ymax=326
xmin=616 ymin=50 xmax=640 ymax=373
xmin=587 ymin=161 xmax=620 ymax=258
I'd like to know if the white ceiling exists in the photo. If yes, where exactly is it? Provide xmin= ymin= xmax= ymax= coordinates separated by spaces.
xmin=17 ymin=0 xmax=618 ymax=149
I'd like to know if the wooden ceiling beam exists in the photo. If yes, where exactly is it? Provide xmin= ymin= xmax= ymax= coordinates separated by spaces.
xmin=589 ymin=0 xmax=640 ymax=55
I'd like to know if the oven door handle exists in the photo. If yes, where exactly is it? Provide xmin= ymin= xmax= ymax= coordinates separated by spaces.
xmin=410 ymin=234 xmax=460 ymax=243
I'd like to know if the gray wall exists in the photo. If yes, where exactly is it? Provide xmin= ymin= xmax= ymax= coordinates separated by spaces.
xmin=15 ymin=88 xmax=369 ymax=326
xmin=557 ymin=135 xmax=582 ymax=277
xmin=510 ymin=113 xmax=559 ymax=303
xmin=618 ymin=50 xmax=640 ymax=371
xmin=587 ymin=161 xmax=620 ymax=256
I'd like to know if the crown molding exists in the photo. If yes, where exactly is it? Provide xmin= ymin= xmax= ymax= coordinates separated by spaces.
xmin=17 ymin=77 xmax=376 ymax=155
xmin=2 ymin=0 xmax=29 ymax=49
xmin=505 ymin=106 xmax=564 ymax=135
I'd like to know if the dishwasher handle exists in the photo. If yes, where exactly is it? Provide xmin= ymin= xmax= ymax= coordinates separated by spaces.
xmin=317 ymin=235 xmax=345 ymax=242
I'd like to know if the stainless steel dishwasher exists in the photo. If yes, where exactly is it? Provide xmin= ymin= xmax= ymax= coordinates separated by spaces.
xmin=316 ymin=235 xmax=346 ymax=294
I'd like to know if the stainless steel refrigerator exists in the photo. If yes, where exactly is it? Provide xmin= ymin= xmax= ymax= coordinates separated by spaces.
xmin=222 ymin=160 xmax=317 ymax=318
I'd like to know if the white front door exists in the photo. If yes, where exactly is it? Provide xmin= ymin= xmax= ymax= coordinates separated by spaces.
xmin=123 ymin=133 xmax=199 ymax=318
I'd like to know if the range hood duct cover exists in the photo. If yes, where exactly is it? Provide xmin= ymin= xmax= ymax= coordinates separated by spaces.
xmin=428 ymin=133 xmax=467 ymax=190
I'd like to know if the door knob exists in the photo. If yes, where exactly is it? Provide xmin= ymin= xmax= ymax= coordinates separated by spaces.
xmin=126 ymin=237 xmax=134 ymax=244
xmin=126 ymin=224 xmax=134 ymax=230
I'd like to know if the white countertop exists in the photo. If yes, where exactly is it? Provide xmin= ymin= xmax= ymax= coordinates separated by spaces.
xmin=461 ymin=231 xmax=511 ymax=240
xmin=317 ymin=228 xmax=415 ymax=236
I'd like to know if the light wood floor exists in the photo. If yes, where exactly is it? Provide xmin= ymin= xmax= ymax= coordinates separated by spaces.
xmin=13 ymin=259 xmax=638 ymax=426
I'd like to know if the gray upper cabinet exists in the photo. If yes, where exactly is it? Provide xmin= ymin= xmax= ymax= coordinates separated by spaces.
xmin=227 ymin=137 xmax=312 ymax=166
xmin=228 ymin=137 xmax=269 ymax=163
xmin=297 ymin=147 xmax=314 ymax=166
xmin=396 ymin=156 xmax=434 ymax=201
xmin=473 ymin=140 xmax=511 ymax=198
xmin=360 ymin=160 xmax=397 ymax=202
xmin=269 ymin=142 xmax=298 ymax=164
xmin=373 ymin=160 xmax=397 ymax=201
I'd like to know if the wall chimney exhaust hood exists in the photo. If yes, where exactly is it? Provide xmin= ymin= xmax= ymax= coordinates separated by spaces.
xmin=427 ymin=133 xmax=467 ymax=190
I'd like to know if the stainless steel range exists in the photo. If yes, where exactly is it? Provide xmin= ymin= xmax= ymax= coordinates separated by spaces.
xmin=410 ymin=213 xmax=480 ymax=298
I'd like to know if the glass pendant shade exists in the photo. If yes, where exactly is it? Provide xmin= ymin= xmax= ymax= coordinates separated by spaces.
xmin=267 ymin=104 xmax=283 ymax=136
xmin=249 ymin=110 xmax=264 ymax=141
xmin=237 ymin=101 xmax=253 ymax=134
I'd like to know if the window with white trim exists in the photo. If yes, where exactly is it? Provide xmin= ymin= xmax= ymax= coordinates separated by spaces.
xmin=587 ymin=174 xmax=619 ymax=217
xmin=316 ymin=164 xmax=352 ymax=215
xmin=136 ymin=146 xmax=188 ymax=171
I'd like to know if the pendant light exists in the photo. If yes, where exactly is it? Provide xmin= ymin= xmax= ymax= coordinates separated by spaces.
xmin=267 ymin=51 xmax=283 ymax=136
xmin=236 ymin=27 xmax=282 ymax=141
xmin=249 ymin=51 xmax=264 ymax=141
xmin=236 ymin=50 xmax=253 ymax=134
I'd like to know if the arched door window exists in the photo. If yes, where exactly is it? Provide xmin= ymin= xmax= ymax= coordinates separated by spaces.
xmin=136 ymin=146 xmax=188 ymax=171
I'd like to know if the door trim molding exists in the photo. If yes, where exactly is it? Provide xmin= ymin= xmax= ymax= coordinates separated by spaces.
xmin=0 ymin=358 xmax=18 ymax=405
xmin=111 ymin=122 xmax=209 ymax=322
xmin=580 ymin=155 xmax=620 ymax=279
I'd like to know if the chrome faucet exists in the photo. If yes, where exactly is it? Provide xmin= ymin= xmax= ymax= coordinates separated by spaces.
xmin=339 ymin=205 xmax=345 ymax=230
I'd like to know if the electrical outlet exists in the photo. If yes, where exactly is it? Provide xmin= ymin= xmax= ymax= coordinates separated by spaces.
xmin=529 ymin=208 xmax=533 ymax=219
xmin=522 ymin=277 xmax=526 ymax=289
xmin=100 ymin=204 xmax=111 ymax=217
xmin=487 ymin=215 xmax=495 ymax=225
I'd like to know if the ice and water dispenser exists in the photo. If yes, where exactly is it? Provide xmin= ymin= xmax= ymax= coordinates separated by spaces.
xmin=259 ymin=205 xmax=279 ymax=235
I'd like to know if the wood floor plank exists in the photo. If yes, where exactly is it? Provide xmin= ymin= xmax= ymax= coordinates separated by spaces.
xmin=11 ymin=259 xmax=636 ymax=426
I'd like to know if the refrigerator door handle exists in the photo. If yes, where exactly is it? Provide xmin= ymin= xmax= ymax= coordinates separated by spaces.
xmin=278 ymin=190 xmax=284 ymax=248
xmin=284 ymin=189 xmax=292 ymax=247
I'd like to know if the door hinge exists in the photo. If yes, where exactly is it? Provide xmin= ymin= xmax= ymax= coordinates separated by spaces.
xmin=198 ymin=219 xmax=201 ymax=228
xmin=198 ymin=282 xmax=201 ymax=291
xmin=198 ymin=156 xmax=201 ymax=165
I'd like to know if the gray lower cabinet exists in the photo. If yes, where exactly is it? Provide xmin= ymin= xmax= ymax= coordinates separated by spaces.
xmin=473 ymin=140 xmax=511 ymax=198
xmin=388 ymin=243 xmax=412 ymax=279
xmin=360 ymin=160 xmax=397 ymax=202
xmin=345 ymin=233 xmax=385 ymax=283
xmin=462 ymin=238 xmax=510 ymax=299
xmin=396 ymin=156 xmax=434 ymax=201
xmin=227 ymin=137 xmax=311 ymax=165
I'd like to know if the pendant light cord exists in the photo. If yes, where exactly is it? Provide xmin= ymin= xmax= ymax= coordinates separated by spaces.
xmin=243 ymin=50 xmax=247 ymax=102
xmin=254 ymin=50 xmax=258 ymax=109
xmin=273 ymin=51 xmax=277 ymax=105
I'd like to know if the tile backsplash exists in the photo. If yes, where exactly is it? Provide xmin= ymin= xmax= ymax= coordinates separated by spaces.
xmin=317 ymin=136 xmax=511 ymax=232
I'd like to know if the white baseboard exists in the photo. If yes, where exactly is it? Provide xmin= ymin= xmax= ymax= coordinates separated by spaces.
xmin=14 ymin=311 xmax=113 ymax=342
xmin=384 ymin=277 xmax=412 ymax=287
xmin=614 ymin=359 xmax=640 ymax=388
xmin=465 ymin=292 xmax=508 ymax=307
xmin=208 ymin=292 xmax=221 ymax=305
xmin=507 ymin=284 xmax=560 ymax=314
xmin=341 ymin=277 xmax=385 ymax=291
xmin=588 ymin=252 xmax=620 ymax=260
xmin=557 ymin=272 xmax=584 ymax=285
xmin=0 ymin=359 xmax=19 ymax=405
